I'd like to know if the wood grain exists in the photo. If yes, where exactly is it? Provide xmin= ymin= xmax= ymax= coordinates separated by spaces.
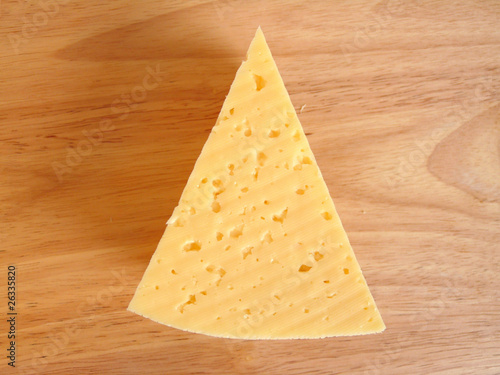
xmin=1 ymin=0 xmax=499 ymax=374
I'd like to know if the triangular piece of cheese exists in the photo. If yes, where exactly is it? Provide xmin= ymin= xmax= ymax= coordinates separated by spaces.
xmin=128 ymin=27 xmax=385 ymax=339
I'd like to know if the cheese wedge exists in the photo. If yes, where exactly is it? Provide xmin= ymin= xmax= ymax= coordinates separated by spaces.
xmin=128 ymin=27 xmax=385 ymax=339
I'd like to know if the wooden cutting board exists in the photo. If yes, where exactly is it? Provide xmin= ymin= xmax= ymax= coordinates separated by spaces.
xmin=1 ymin=1 xmax=499 ymax=374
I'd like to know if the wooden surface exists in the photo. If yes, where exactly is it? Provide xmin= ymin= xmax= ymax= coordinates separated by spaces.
xmin=1 ymin=1 xmax=499 ymax=374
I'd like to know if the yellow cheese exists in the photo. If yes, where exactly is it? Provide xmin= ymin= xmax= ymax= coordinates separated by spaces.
xmin=128 ymin=27 xmax=385 ymax=339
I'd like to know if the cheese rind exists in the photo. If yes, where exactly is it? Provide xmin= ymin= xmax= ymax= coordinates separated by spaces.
xmin=128 ymin=27 xmax=385 ymax=339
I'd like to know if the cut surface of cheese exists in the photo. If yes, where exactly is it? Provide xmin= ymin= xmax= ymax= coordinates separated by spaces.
xmin=128 ymin=27 xmax=385 ymax=339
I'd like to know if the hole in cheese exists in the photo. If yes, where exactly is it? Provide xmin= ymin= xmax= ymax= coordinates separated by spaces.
xmin=313 ymin=251 xmax=324 ymax=261
xmin=172 ymin=217 xmax=185 ymax=227
xmin=252 ymin=168 xmax=259 ymax=181
xmin=183 ymin=241 xmax=201 ymax=252
xmin=300 ymin=155 xmax=312 ymax=165
xmin=253 ymin=74 xmax=266 ymax=91
xmin=298 ymin=264 xmax=312 ymax=272
xmin=242 ymin=246 xmax=253 ymax=259
xmin=257 ymin=152 xmax=267 ymax=166
xmin=212 ymin=201 xmax=221 ymax=213
xmin=268 ymin=129 xmax=280 ymax=138
xmin=272 ymin=208 xmax=288 ymax=224
xmin=322 ymin=212 xmax=333 ymax=220
xmin=261 ymin=231 xmax=273 ymax=243
xmin=178 ymin=294 xmax=196 ymax=313
xmin=218 ymin=268 xmax=226 ymax=277
xmin=229 ymin=224 xmax=244 ymax=239
xmin=206 ymin=265 xmax=215 ymax=273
